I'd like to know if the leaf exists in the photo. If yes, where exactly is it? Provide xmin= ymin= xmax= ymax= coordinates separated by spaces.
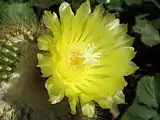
xmin=96 ymin=0 xmax=109 ymax=4
xmin=125 ymin=0 xmax=143 ymax=5
xmin=135 ymin=13 xmax=150 ymax=20
xmin=0 ymin=1 xmax=8 ymax=15
xmin=9 ymin=0 xmax=26 ymax=3
xmin=121 ymin=75 xmax=160 ymax=120
xmin=106 ymin=0 xmax=123 ymax=11
xmin=29 ymin=0 xmax=64 ymax=8
xmin=151 ymin=19 xmax=160 ymax=29
xmin=133 ymin=18 xmax=160 ymax=47
xmin=1 ymin=3 xmax=37 ymax=24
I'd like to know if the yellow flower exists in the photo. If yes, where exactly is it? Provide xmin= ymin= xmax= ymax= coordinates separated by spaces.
xmin=37 ymin=0 xmax=137 ymax=118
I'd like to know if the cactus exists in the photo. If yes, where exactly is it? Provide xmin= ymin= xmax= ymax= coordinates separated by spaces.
xmin=0 ymin=41 xmax=20 ymax=81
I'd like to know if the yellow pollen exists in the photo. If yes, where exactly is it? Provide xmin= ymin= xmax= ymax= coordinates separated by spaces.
xmin=68 ymin=51 xmax=85 ymax=69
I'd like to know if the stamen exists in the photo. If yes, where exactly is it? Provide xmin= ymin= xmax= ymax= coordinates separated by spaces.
xmin=68 ymin=44 xmax=101 ymax=69
xmin=82 ymin=44 xmax=101 ymax=66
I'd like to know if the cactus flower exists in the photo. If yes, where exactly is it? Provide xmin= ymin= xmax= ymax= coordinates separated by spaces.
xmin=37 ymin=0 xmax=137 ymax=118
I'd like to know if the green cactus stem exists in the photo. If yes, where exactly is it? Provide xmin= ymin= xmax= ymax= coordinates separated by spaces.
xmin=0 ymin=41 xmax=20 ymax=81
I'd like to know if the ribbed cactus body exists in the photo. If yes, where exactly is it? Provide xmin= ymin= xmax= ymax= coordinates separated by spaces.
xmin=0 ymin=41 xmax=20 ymax=81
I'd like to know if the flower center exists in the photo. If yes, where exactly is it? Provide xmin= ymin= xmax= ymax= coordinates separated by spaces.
xmin=68 ymin=44 xmax=101 ymax=69
xmin=68 ymin=51 xmax=84 ymax=69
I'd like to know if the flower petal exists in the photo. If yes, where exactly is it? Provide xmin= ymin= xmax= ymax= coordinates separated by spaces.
xmin=81 ymin=101 xmax=95 ymax=118
xmin=103 ymin=12 xmax=116 ymax=25
xmin=112 ymin=91 xmax=125 ymax=104
xmin=76 ymin=76 xmax=127 ymax=101
xmin=49 ymin=93 xmax=64 ymax=104
xmin=96 ymin=91 xmax=125 ymax=109
xmin=69 ymin=97 xmax=78 ymax=114
xmin=43 ymin=11 xmax=60 ymax=38
xmin=97 ymin=98 xmax=113 ymax=108
xmin=103 ymin=47 xmax=137 ymax=76
xmin=37 ymin=53 xmax=53 ymax=77
xmin=65 ymin=84 xmax=81 ymax=97
xmin=93 ymin=4 xmax=105 ymax=18
xmin=76 ymin=0 xmax=91 ymax=17
xmin=37 ymin=35 xmax=53 ymax=51
xmin=89 ymin=47 xmax=137 ymax=77
xmin=80 ymin=93 xmax=94 ymax=103
xmin=70 ymin=0 xmax=91 ymax=44
xmin=77 ymin=4 xmax=105 ymax=44
xmin=45 ymin=77 xmax=64 ymax=104
xmin=59 ymin=2 xmax=74 ymax=17
xmin=59 ymin=2 xmax=74 ymax=46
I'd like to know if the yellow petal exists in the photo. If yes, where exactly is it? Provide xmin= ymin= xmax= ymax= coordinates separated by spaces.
xmin=81 ymin=101 xmax=95 ymax=118
xmin=88 ymin=63 xmax=137 ymax=78
xmin=90 ymin=47 xmax=136 ymax=77
xmin=93 ymin=4 xmax=105 ymax=18
xmin=59 ymin=2 xmax=74 ymax=17
xmin=104 ymin=47 xmax=136 ymax=75
xmin=37 ymin=53 xmax=53 ymax=77
xmin=80 ymin=93 xmax=94 ymax=103
xmin=37 ymin=35 xmax=53 ymax=51
xmin=49 ymin=92 xmax=64 ymax=104
xmin=124 ymin=62 xmax=138 ymax=76
xmin=58 ymin=2 xmax=74 ymax=47
xmin=97 ymin=98 xmax=113 ymax=108
xmin=75 ymin=81 xmax=101 ymax=96
xmin=45 ymin=77 xmax=64 ymax=104
xmin=115 ymin=35 xmax=134 ymax=47
xmin=103 ymin=12 xmax=116 ymax=25
xmin=122 ymin=35 xmax=134 ymax=46
xmin=69 ymin=97 xmax=78 ymax=114
xmin=69 ymin=0 xmax=91 ymax=44
xmin=112 ymin=91 xmax=125 ymax=104
xmin=97 ymin=19 xmax=128 ymax=47
xmin=76 ymin=0 xmax=91 ymax=17
xmin=43 ymin=11 xmax=60 ymax=38
xmin=76 ymin=76 xmax=126 ymax=100
xmin=65 ymin=84 xmax=80 ymax=97
xmin=96 ymin=91 xmax=125 ymax=109
xmin=77 ymin=4 xmax=104 ymax=44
